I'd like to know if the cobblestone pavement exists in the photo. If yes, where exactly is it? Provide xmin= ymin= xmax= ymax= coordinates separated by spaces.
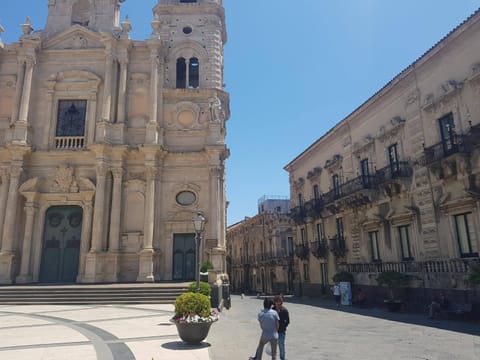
xmin=208 ymin=295 xmax=480 ymax=360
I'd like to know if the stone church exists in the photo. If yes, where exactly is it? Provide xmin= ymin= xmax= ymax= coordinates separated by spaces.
xmin=0 ymin=0 xmax=229 ymax=284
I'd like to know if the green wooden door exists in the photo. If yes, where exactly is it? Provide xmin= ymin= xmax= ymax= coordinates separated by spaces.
xmin=39 ymin=206 xmax=83 ymax=283
xmin=172 ymin=234 xmax=196 ymax=281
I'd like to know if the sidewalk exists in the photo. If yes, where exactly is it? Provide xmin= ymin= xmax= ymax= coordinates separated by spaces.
xmin=0 ymin=303 xmax=210 ymax=360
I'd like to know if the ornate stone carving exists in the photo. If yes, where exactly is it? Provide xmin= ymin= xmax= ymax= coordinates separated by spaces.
xmin=377 ymin=117 xmax=405 ymax=143
xmin=324 ymin=154 xmax=342 ymax=174
xmin=51 ymin=165 xmax=79 ymax=193
xmin=209 ymin=93 xmax=224 ymax=123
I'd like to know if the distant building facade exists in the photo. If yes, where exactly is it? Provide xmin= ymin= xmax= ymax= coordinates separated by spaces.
xmin=227 ymin=196 xmax=294 ymax=294
xmin=285 ymin=10 xmax=480 ymax=304
xmin=0 ymin=0 xmax=229 ymax=284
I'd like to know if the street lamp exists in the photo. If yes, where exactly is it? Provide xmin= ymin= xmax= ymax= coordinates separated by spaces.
xmin=193 ymin=212 xmax=206 ymax=293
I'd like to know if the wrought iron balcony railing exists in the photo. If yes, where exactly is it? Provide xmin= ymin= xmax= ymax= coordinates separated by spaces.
xmin=310 ymin=240 xmax=329 ymax=259
xmin=329 ymin=235 xmax=347 ymax=258
xmin=290 ymin=205 xmax=307 ymax=224
xmin=375 ymin=161 xmax=413 ymax=182
xmin=294 ymin=243 xmax=310 ymax=260
xmin=422 ymin=135 xmax=468 ymax=166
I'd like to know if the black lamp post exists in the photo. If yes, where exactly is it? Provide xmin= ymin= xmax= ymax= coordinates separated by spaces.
xmin=193 ymin=212 xmax=206 ymax=293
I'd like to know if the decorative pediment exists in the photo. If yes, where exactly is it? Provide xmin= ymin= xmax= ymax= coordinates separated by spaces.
xmin=50 ymin=165 xmax=79 ymax=193
xmin=324 ymin=154 xmax=342 ymax=174
xmin=467 ymin=63 xmax=480 ymax=94
xmin=306 ymin=167 xmax=322 ymax=181
xmin=293 ymin=177 xmax=305 ymax=190
xmin=46 ymin=69 xmax=101 ymax=92
xmin=353 ymin=134 xmax=375 ymax=155
xmin=377 ymin=117 xmax=405 ymax=143
xmin=385 ymin=207 xmax=416 ymax=226
xmin=439 ymin=196 xmax=476 ymax=214
xmin=42 ymin=26 xmax=104 ymax=50
xmin=422 ymin=80 xmax=462 ymax=113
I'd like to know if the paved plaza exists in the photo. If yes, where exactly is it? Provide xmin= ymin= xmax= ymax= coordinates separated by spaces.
xmin=0 ymin=295 xmax=479 ymax=359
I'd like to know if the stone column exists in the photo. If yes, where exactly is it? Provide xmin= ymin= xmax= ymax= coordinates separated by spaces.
xmin=149 ymin=51 xmax=159 ymax=124
xmin=117 ymin=59 xmax=128 ymax=124
xmin=18 ymin=56 xmax=35 ymax=123
xmin=90 ymin=164 xmax=108 ymax=252
xmin=78 ymin=202 xmax=93 ymax=282
xmin=0 ymin=170 xmax=10 ymax=249
xmin=109 ymin=167 xmax=123 ymax=252
xmin=101 ymin=54 xmax=114 ymax=122
xmin=11 ymin=60 xmax=26 ymax=124
xmin=1 ymin=165 xmax=23 ymax=254
xmin=17 ymin=205 xmax=36 ymax=283
xmin=142 ymin=166 xmax=157 ymax=250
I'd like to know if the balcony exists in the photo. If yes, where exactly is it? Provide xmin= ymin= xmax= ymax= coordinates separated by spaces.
xmin=310 ymin=240 xmax=328 ymax=259
xmin=323 ymin=175 xmax=378 ymax=210
xmin=339 ymin=258 xmax=480 ymax=275
xmin=422 ymin=135 xmax=468 ymax=166
xmin=290 ymin=205 xmax=307 ymax=225
xmin=55 ymin=136 xmax=85 ymax=150
xmin=303 ymin=198 xmax=324 ymax=219
xmin=376 ymin=161 xmax=413 ymax=181
xmin=294 ymin=243 xmax=309 ymax=260
xmin=329 ymin=235 xmax=347 ymax=258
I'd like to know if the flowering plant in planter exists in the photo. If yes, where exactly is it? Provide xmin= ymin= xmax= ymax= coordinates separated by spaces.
xmin=171 ymin=292 xmax=219 ymax=324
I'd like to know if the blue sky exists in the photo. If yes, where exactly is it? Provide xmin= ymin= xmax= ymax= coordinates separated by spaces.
xmin=1 ymin=1 xmax=479 ymax=226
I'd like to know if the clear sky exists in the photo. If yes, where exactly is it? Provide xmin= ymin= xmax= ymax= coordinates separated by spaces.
xmin=1 ymin=1 xmax=479 ymax=226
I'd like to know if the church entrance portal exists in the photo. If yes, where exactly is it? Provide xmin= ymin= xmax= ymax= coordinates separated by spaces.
xmin=39 ymin=206 xmax=83 ymax=283
xmin=172 ymin=234 xmax=196 ymax=281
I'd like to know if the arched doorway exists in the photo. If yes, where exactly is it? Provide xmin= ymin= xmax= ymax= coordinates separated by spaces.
xmin=39 ymin=206 xmax=83 ymax=283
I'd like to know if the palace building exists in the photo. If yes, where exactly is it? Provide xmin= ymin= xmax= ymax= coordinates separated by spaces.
xmin=285 ymin=9 xmax=480 ymax=304
xmin=0 ymin=0 xmax=229 ymax=284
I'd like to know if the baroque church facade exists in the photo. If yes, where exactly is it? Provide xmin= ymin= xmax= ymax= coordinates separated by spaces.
xmin=0 ymin=0 xmax=229 ymax=284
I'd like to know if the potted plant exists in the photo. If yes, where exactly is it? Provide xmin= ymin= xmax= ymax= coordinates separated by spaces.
xmin=467 ymin=264 xmax=480 ymax=286
xmin=170 ymin=291 xmax=219 ymax=344
xmin=376 ymin=270 xmax=411 ymax=312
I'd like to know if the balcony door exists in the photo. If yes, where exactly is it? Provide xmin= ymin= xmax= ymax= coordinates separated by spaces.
xmin=439 ymin=113 xmax=456 ymax=155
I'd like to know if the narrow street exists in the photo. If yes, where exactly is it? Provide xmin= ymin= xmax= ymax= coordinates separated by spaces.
xmin=208 ymin=295 xmax=480 ymax=360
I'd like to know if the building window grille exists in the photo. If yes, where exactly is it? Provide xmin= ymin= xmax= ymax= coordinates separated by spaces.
xmin=398 ymin=225 xmax=414 ymax=261
xmin=313 ymin=184 xmax=320 ymax=200
xmin=454 ymin=212 xmax=478 ymax=258
xmin=332 ymin=174 xmax=341 ymax=196
xmin=360 ymin=158 xmax=370 ymax=186
xmin=439 ymin=112 xmax=456 ymax=155
xmin=303 ymin=263 xmax=310 ymax=281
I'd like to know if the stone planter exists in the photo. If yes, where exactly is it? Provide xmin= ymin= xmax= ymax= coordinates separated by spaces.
xmin=171 ymin=320 xmax=215 ymax=344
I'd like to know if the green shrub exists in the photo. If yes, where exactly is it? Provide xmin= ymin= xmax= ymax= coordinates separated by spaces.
xmin=188 ymin=281 xmax=211 ymax=296
xmin=200 ymin=261 xmax=214 ymax=273
xmin=376 ymin=270 xmax=411 ymax=300
xmin=468 ymin=264 xmax=480 ymax=285
xmin=174 ymin=292 xmax=211 ymax=318
xmin=332 ymin=271 xmax=354 ymax=283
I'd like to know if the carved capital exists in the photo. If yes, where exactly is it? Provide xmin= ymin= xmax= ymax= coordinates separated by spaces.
xmin=96 ymin=163 xmax=110 ymax=177
xmin=111 ymin=167 xmax=124 ymax=179
xmin=10 ymin=165 xmax=23 ymax=179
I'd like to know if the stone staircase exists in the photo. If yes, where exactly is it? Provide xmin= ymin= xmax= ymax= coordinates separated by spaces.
xmin=0 ymin=283 xmax=190 ymax=305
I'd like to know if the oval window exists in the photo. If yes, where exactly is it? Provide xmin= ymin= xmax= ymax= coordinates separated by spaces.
xmin=183 ymin=26 xmax=193 ymax=35
xmin=176 ymin=191 xmax=196 ymax=206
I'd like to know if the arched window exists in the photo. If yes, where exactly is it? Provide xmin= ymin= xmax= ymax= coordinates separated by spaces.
xmin=176 ymin=58 xmax=186 ymax=88
xmin=72 ymin=0 xmax=90 ymax=26
xmin=176 ymin=57 xmax=200 ymax=89
xmin=189 ymin=57 xmax=199 ymax=88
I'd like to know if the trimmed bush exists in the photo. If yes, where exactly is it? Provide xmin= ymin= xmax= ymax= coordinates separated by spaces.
xmin=200 ymin=261 xmax=214 ymax=273
xmin=468 ymin=264 xmax=480 ymax=285
xmin=332 ymin=271 xmax=354 ymax=283
xmin=174 ymin=292 xmax=211 ymax=318
xmin=188 ymin=281 xmax=211 ymax=296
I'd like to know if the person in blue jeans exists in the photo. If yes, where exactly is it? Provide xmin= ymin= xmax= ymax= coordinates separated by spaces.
xmin=250 ymin=297 xmax=279 ymax=360
xmin=274 ymin=295 xmax=290 ymax=360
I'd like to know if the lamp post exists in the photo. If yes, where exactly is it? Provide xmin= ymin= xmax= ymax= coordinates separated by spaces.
xmin=193 ymin=212 xmax=206 ymax=293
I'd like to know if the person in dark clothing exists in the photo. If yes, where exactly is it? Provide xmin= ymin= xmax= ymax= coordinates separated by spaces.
xmin=429 ymin=292 xmax=450 ymax=319
xmin=274 ymin=294 xmax=290 ymax=360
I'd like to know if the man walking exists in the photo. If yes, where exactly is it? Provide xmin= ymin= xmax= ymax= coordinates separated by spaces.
xmin=250 ymin=297 xmax=279 ymax=360
xmin=274 ymin=295 xmax=290 ymax=360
